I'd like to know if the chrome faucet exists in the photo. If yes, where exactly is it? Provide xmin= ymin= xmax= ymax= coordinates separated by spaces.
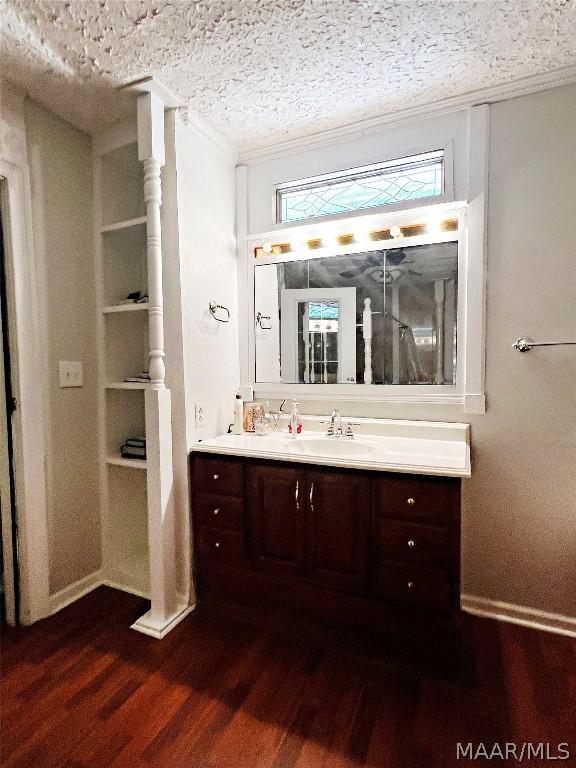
xmin=326 ymin=409 xmax=342 ymax=438
xmin=325 ymin=409 xmax=357 ymax=439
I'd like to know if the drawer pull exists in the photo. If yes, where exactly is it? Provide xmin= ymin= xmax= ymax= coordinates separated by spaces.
xmin=213 ymin=508 xmax=220 ymax=516
xmin=213 ymin=474 xmax=219 ymax=480
xmin=214 ymin=541 xmax=221 ymax=549
xmin=407 ymin=580 xmax=415 ymax=589
xmin=407 ymin=497 xmax=415 ymax=506
xmin=407 ymin=539 xmax=415 ymax=548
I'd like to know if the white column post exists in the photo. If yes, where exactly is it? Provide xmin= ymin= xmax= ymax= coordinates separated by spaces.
xmin=131 ymin=92 xmax=192 ymax=638
xmin=362 ymin=297 xmax=373 ymax=384
xmin=392 ymin=285 xmax=400 ymax=384
xmin=434 ymin=279 xmax=446 ymax=385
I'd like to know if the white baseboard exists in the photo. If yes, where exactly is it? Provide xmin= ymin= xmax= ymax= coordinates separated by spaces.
xmin=49 ymin=570 xmax=103 ymax=615
xmin=100 ymin=577 xmax=150 ymax=601
xmin=49 ymin=580 xmax=576 ymax=640
xmin=461 ymin=594 xmax=576 ymax=638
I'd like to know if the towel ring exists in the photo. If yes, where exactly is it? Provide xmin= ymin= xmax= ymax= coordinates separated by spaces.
xmin=256 ymin=312 xmax=272 ymax=330
xmin=209 ymin=301 xmax=230 ymax=323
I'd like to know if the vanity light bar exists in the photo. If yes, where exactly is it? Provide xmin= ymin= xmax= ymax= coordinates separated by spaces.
xmin=253 ymin=218 xmax=458 ymax=258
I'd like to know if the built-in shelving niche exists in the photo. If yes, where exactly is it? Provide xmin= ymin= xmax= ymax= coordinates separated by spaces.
xmin=105 ymin=465 xmax=149 ymax=596
xmin=102 ymin=221 xmax=147 ymax=307
xmin=96 ymin=134 xmax=150 ymax=600
xmin=104 ymin=311 xmax=149 ymax=384
xmin=105 ymin=388 xmax=146 ymax=462
xmin=101 ymin=143 xmax=145 ymax=226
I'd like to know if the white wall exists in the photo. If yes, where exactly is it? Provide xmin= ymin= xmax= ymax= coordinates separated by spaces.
xmin=24 ymin=99 xmax=101 ymax=594
xmin=242 ymin=84 xmax=576 ymax=621
xmin=173 ymin=118 xmax=240 ymax=447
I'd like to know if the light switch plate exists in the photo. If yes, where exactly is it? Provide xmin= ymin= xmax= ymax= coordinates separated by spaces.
xmin=59 ymin=361 xmax=83 ymax=388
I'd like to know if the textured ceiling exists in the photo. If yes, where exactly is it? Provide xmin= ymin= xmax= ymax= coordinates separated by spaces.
xmin=1 ymin=0 xmax=575 ymax=150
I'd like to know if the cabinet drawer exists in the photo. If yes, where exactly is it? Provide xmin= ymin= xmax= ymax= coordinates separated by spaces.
xmin=196 ymin=493 xmax=243 ymax=531
xmin=196 ymin=526 xmax=244 ymax=568
xmin=193 ymin=456 xmax=244 ymax=497
xmin=376 ymin=519 xmax=450 ymax=568
xmin=373 ymin=475 xmax=458 ymax=525
xmin=374 ymin=562 xmax=451 ymax=613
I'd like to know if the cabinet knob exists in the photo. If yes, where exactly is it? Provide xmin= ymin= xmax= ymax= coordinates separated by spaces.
xmin=213 ymin=508 xmax=220 ymax=516
xmin=214 ymin=541 xmax=221 ymax=549
xmin=407 ymin=497 xmax=415 ymax=506
xmin=407 ymin=580 xmax=415 ymax=589
xmin=407 ymin=539 xmax=415 ymax=548
xmin=213 ymin=474 xmax=219 ymax=480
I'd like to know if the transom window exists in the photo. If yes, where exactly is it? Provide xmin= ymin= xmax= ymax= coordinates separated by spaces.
xmin=276 ymin=150 xmax=444 ymax=224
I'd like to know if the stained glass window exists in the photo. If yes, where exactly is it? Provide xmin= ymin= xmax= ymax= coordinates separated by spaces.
xmin=277 ymin=151 xmax=444 ymax=224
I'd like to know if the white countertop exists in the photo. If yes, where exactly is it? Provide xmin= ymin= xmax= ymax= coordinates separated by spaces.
xmin=191 ymin=417 xmax=471 ymax=477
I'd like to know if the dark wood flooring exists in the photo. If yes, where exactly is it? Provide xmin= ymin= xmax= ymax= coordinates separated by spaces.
xmin=1 ymin=587 xmax=575 ymax=767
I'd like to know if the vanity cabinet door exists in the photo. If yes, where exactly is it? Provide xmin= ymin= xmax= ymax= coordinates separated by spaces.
xmin=306 ymin=469 xmax=371 ymax=594
xmin=246 ymin=463 xmax=307 ymax=579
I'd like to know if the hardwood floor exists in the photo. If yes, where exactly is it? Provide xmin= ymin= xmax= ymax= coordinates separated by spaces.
xmin=1 ymin=587 xmax=575 ymax=767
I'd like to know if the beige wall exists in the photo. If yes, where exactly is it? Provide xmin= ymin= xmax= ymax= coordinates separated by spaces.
xmin=25 ymin=99 xmax=100 ymax=594
xmin=257 ymin=84 xmax=576 ymax=619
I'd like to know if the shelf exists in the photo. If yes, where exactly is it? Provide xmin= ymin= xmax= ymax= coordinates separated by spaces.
xmin=100 ymin=216 xmax=147 ymax=234
xmin=105 ymin=382 xmax=149 ymax=390
xmin=106 ymin=455 xmax=147 ymax=470
xmin=102 ymin=303 xmax=149 ymax=314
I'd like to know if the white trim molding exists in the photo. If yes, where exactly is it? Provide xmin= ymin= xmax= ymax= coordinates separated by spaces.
xmin=239 ymin=65 xmax=576 ymax=163
xmin=0 ymin=79 xmax=50 ymax=625
xmin=462 ymin=594 xmax=576 ymax=639
xmin=49 ymin=570 xmax=103 ymax=615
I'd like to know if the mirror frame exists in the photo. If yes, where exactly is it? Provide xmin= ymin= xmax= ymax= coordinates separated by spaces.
xmin=240 ymin=200 xmax=486 ymax=412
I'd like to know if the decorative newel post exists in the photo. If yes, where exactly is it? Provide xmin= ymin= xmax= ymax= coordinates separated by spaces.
xmin=130 ymin=91 xmax=191 ymax=638
xmin=363 ymin=297 xmax=373 ymax=384
xmin=142 ymin=156 xmax=166 ymax=388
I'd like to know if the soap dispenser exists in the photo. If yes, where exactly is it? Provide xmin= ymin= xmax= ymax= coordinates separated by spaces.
xmin=288 ymin=400 xmax=302 ymax=438
xmin=233 ymin=393 xmax=243 ymax=435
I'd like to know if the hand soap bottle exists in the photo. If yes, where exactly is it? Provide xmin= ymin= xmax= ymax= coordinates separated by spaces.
xmin=288 ymin=400 xmax=302 ymax=438
xmin=233 ymin=393 xmax=243 ymax=435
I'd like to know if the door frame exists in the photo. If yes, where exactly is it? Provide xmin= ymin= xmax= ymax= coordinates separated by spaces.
xmin=0 ymin=81 xmax=50 ymax=625
xmin=280 ymin=287 xmax=357 ymax=384
xmin=0 ymin=196 xmax=19 ymax=624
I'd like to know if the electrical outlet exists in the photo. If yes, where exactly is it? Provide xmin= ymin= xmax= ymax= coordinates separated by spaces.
xmin=195 ymin=402 xmax=206 ymax=427
xmin=59 ymin=361 xmax=83 ymax=388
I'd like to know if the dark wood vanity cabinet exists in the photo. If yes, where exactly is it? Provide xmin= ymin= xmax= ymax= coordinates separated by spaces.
xmin=247 ymin=463 xmax=307 ymax=579
xmin=191 ymin=454 xmax=461 ymax=644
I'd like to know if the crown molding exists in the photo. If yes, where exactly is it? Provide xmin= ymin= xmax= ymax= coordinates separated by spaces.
xmin=177 ymin=106 xmax=237 ymax=165
xmin=238 ymin=65 xmax=576 ymax=164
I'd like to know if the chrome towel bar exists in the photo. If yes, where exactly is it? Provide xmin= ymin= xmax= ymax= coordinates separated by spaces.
xmin=513 ymin=337 xmax=576 ymax=352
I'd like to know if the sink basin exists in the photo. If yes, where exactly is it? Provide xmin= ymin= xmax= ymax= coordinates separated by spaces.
xmin=280 ymin=437 xmax=380 ymax=457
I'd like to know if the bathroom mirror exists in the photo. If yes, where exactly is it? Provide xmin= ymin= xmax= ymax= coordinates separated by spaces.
xmin=254 ymin=242 xmax=458 ymax=385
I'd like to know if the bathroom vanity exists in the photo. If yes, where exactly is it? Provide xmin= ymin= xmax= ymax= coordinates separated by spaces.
xmin=190 ymin=419 xmax=469 ymax=658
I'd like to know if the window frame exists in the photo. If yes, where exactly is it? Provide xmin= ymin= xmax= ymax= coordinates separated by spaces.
xmin=273 ymin=143 xmax=454 ymax=226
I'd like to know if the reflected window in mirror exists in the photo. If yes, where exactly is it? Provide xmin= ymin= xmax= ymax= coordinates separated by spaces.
xmin=254 ymin=241 xmax=458 ymax=386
